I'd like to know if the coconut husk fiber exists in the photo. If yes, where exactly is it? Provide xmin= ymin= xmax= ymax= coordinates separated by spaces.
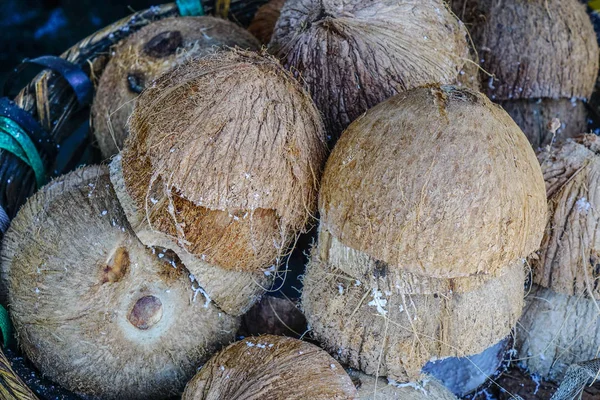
xmin=516 ymin=285 xmax=600 ymax=383
xmin=301 ymin=247 xmax=525 ymax=382
xmin=346 ymin=370 xmax=457 ymax=400
xmin=320 ymin=85 xmax=546 ymax=279
xmin=91 ymin=16 xmax=260 ymax=159
xmin=182 ymin=335 xmax=358 ymax=399
xmin=532 ymin=135 xmax=600 ymax=299
xmin=269 ymin=0 xmax=470 ymax=141
xmin=0 ymin=166 xmax=239 ymax=399
xmin=500 ymin=99 xmax=588 ymax=150
xmin=452 ymin=0 xmax=599 ymax=101
xmin=248 ymin=0 xmax=285 ymax=44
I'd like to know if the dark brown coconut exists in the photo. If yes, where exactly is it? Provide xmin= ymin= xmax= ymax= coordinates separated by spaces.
xmin=0 ymin=166 xmax=238 ymax=400
xmin=248 ymin=0 xmax=285 ymax=44
xmin=452 ymin=0 xmax=599 ymax=100
xmin=240 ymin=295 xmax=307 ymax=338
xmin=532 ymin=135 xmax=600 ymax=299
xmin=91 ymin=16 xmax=260 ymax=158
xmin=320 ymin=86 xmax=546 ymax=279
xmin=500 ymin=99 xmax=588 ymax=149
xmin=182 ymin=335 xmax=358 ymax=399
xmin=269 ymin=0 xmax=469 ymax=140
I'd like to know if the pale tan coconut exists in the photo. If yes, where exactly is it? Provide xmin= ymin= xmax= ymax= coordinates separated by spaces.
xmin=346 ymin=370 xmax=457 ymax=400
xmin=269 ymin=0 xmax=470 ymax=140
xmin=320 ymin=85 xmax=546 ymax=279
xmin=516 ymin=285 xmax=600 ymax=383
xmin=0 ymin=166 xmax=238 ymax=399
xmin=533 ymin=135 xmax=600 ymax=299
xmin=248 ymin=0 xmax=285 ymax=44
xmin=182 ymin=335 xmax=358 ymax=399
xmin=91 ymin=16 xmax=260 ymax=158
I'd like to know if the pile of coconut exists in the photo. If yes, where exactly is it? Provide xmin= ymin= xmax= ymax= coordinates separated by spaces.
xmin=0 ymin=1 xmax=598 ymax=399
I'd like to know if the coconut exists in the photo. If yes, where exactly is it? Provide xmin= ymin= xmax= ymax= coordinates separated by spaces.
xmin=248 ymin=0 xmax=285 ymax=44
xmin=0 ymin=166 xmax=239 ymax=399
xmin=346 ymin=370 xmax=457 ymax=400
xmin=533 ymin=135 xmax=600 ymax=299
xmin=181 ymin=335 xmax=358 ymax=399
xmin=320 ymin=85 xmax=546 ymax=279
xmin=516 ymin=285 xmax=600 ymax=382
xmin=91 ymin=16 xmax=260 ymax=158
xmin=113 ymin=50 xmax=326 ymax=314
xmin=302 ymin=246 xmax=524 ymax=382
xmin=240 ymin=295 xmax=307 ymax=338
xmin=499 ymin=99 xmax=588 ymax=149
xmin=268 ymin=0 xmax=470 ymax=140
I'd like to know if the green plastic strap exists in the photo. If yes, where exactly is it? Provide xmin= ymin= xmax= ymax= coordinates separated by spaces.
xmin=0 ymin=116 xmax=46 ymax=188
xmin=0 ymin=305 xmax=11 ymax=348
xmin=176 ymin=0 xmax=204 ymax=16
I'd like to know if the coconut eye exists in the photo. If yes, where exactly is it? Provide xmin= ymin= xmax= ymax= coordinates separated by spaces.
xmin=126 ymin=72 xmax=145 ymax=94
xmin=102 ymin=247 xmax=129 ymax=283
xmin=128 ymin=295 xmax=163 ymax=330
xmin=143 ymin=30 xmax=183 ymax=58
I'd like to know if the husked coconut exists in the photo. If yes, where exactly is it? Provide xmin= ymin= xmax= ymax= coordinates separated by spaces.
xmin=91 ymin=16 xmax=260 ymax=158
xmin=112 ymin=50 xmax=326 ymax=315
xmin=0 ymin=166 xmax=238 ymax=399
xmin=248 ymin=0 xmax=285 ymax=44
xmin=182 ymin=335 xmax=358 ymax=399
xmin=269 ymin=0 xmax=470 ymax=140
xmin=320 ymin=86 xmax=546 ymax=279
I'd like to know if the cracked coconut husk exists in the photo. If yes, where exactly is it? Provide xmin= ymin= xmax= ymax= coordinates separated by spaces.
xmin=516 ymin=285 xmax=600 ymax=383
xmin=182 ymin=335 xmax=358 ymax=400
xmin=320 ymin=85 xmax=546 ymax=279
xmin=268 ymin=0 xmax=470 ymax=141
xmin=302 ymin=250 xmax=524 ymax=382
xmin=248 ymin=0 xmax=285 ymax=44
xmin=0 ymin=166 xmax=239 ymax=400
xmin=499 ymin=99 xmax=588 ymax=150
xmin=91 ymin=16 xmax=260 ymax=158
xmin=532 ymin=134 xmax=600 ymax=299
xmin=346 ymin=370 xmax=457 ymax=400
xmin=450 ymin=0 xmax=599 ymax=101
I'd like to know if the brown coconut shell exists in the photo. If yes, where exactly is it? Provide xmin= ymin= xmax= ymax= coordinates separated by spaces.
xmin=301 ymin=247 xmax=525 ymax=382
xmin=532 ymin=135 xmax=600 ymax=299
xmin=182 ymin=335 xmax=358 ymax=399
xmin=91 ymin=16 xmax=260 ymax=158
xmin=500 ymin=99 xmax=588 ymax=149
xmin=346 ymin=370 xmax=457 ymax=400
xmin=320 ymin=86 xmax=546 ymax=279
xmin=0 ymin=166 xmax=239 ymax=400
xmin=516 ymin=285 xmax=600 ymax=383
xmin=248 ymin=0 xmax=285 ymax=44
xmin=454 ymin=0 xmax=599 ymax=100
xmin=268 ymin=0 xmax=470 ymax=140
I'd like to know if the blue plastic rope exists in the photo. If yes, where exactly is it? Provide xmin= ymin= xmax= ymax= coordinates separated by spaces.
xmin=176 ymin=0 xmax=204 ymax=16
xmin=0 ymin=305 xmax=11 ymax=348
xmin=0 ymin=116 xmax=46 ymax=188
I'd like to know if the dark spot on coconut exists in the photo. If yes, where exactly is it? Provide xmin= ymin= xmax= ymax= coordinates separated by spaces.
xmin=102 ymin=247 xmax=129 ymax=283
xmin=128 ymin=295 xmax=163 ymax=330
xmin=155 ymin=247 xmax=187 ymax=283
xmin=372 ymin=259 xmax=387 ymax=279
xmin=143 ymin=30 xmax=183 ymax=58
xmin=127 ymin=72 xmax=145 ymax=94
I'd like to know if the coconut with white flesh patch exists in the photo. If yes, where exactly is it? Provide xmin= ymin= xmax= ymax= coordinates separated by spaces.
xmin=91 ymin=16 xmax=260 ymax=158
xmin=0 ymin=166 xmax=239 ymax=399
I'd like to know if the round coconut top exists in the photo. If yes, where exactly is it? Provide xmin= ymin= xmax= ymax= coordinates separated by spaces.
xmin=320 ymin=85 xmax=546 ymax=279
xmin=91 ymin=16 xmax=260 ymax=158
xmin=0 ymin=166 xmax=238 ymax=399
xmin=248 ymin=0 xmax=285 ymax=44
xmin=460 ymin=0 xmax=599 ymax=100
xmin=123 ymin=50 xmax=326 ymax=272
xmin=182 ymin=335 xmax=358 ymax=400
xmin=268 ymin=0 xmax=469 ymax=141
xmin=534 ymin=135 xmax=600 ymax=299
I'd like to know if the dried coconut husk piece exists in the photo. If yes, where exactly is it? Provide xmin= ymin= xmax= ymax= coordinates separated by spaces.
xmin=91 ymin=16 xmax=260 ymax=158
xmin=500 ymin=99 xmax=588 ymax=149
xmin=516 ymin=285 xmax=600 ymax=383
xmin=248 ymin=0 xmax=285 ymax=44
xmin=532 ymin=135 xmax=600 ymax=299
xmin=0 ymin=166 xmax=238 ymax=400
xmin=320 ymin=86 xmax=546 ymax=279
xmin=182 ymin=335 xmax=358 ymax=399
xmin=269 ymin=0 xmax=470 ymax=140
xmin=301 ymin=252 xmax=524 ymax=382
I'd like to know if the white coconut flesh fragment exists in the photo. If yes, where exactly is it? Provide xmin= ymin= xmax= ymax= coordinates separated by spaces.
xmin=0 ymin=166 xmax=239 ymax=400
